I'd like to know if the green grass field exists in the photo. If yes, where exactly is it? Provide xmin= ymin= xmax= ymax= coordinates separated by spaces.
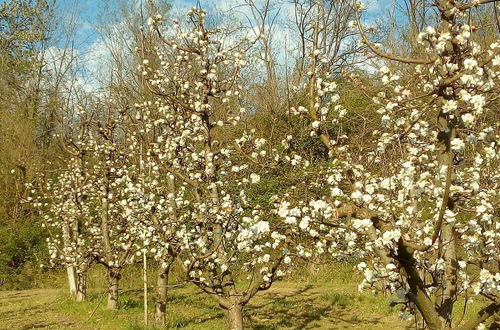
xmin=0 ymin=263 xmax=487 ymax=329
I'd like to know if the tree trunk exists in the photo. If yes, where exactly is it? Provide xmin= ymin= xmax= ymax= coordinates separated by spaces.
xmin=62 ymin=220 xmax=77 ymax=297
xmin=228 ymin=304 xmax=244 ymax=330
xmin=107 ymin=270 xmax=120 ymax=310
xmin=67 ymin=265 xmax=77 ymax=297
xmin=155 ymin=264 xmax=171 ymax=328
xmin=438 ymin=223 xmax=457 ymax=327
xmin=76 ymin=270 xmax=87 ymax=302
xmin=397 ymin=240 xmax=442 ymax=329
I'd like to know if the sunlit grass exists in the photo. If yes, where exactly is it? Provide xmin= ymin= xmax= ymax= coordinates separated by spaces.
xmin=0 ymin=263 xmax=492 ymax=329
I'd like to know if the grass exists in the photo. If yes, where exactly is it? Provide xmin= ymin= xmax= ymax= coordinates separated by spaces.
xmin=0 ymin=263 xmax=491 ymax=329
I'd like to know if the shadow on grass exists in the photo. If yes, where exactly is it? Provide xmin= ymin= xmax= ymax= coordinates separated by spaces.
xmin=170 ymin=311 xmax=226 ymax=329
xmin=168 ymin=293 xmax=226 ymax=328
xmin=53 ymin=285 xmax=407 ymax=329
xmin=245 ymin=285 xmax=397 ymax=329
xmin=105 ymin=290 xmax=226 ymax=328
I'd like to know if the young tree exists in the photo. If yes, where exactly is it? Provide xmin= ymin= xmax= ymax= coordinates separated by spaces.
xmin=286 ymin=0 xmax=499 ymax=328
xmin=32 ymin=99 xmax=153 ymax=308
xmin=30 ymin=116 xmax=96 ymax=301
xmin=137 ymin=8 xmax=343 ymax=329
xmin=86 ymin=106 xmax=151 ymax=310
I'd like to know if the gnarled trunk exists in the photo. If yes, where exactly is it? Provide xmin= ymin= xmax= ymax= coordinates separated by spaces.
xmin=155 ymin=264 xmax=171 ymax=328
xmin=107 ymin=270 xmax=120 ymax=310
xmin=228 ymin=304 xmax=244 ymax=330
xmin=76 ymin=270 xmax=87 ymax=302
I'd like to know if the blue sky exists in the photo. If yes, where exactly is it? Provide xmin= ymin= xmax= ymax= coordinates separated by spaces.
xmin=55 ymin=0 xmax=114 ymax=49
xmin=1 ymin=0 xmax=396 ymax=88
xmin=47 ymin=0 xmax=394 ymax=86
xmin=0 ymin=0 xmax=109 ymax=49
xmin=56 ymin=0 xmax=391 ymax=53
xmin=0 ymin=0 xmax=394 ymax=53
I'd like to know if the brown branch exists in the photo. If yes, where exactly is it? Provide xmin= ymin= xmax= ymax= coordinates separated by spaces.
xmin=439 ymin=48 xmax=500 ymax=87
xmin=454 ymin=302 xmax=500 ymax=330
xmin=234 ymin=142 xmax=277 ymax=169
xmin=156 ymin=162 xmax=203 ymax=190
xmin=353 ymin=1 xmax=436 ymax=65
xmin=457 ymin=0 xmax=500 ymax=11
xmin=242 ymin=252 xmax=286 ymax=305
xmin=397 ymin=240 xmax=443 ymax=329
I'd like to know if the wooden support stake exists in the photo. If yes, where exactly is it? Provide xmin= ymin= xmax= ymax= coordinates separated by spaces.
xmin=143 ymin=251 xmax=148 ymax=327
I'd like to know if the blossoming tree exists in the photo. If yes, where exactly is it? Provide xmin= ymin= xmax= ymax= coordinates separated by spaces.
xmin=32 ymin=145 xmax=95 ymax=302
xmin=285 ymin=0 xmax=499 ymax=328
xmin=32 ymin=104 xmax=152 ymax=309
xmin=29 ymin=111 xmax=102 ymax=302
xmin=137 ymin=8 xmax=348 ymax=328
xmin=89 ymin=113 xmax=148 ymax=310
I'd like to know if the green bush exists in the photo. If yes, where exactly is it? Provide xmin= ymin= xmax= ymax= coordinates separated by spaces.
xmin=0 ymin=217 xmax=48 ymax=289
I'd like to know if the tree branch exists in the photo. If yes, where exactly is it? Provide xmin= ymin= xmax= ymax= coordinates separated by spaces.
xmin=353 ymin=1 xmax=436 ymax=65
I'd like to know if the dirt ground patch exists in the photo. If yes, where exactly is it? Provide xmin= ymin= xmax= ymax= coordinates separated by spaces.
xmin=0 ymin=289 xmax=78 ymax=329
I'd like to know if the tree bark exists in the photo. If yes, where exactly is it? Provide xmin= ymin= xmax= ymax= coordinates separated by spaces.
xmin=397 ymin=240 xmax=442 ymax=329
xmin=155 ymin=264 xmax=171 ymax=328
xmin=61 ymin=219 xmax=77 ymax=297
xmin=228 ymin=304 xmax=244 ymax=330
xmin=76 ymin=270 xmax=87 ymax=302
xmin=454 ymin=303 xmax=500 ymax=330
xmin=438 ymin=223 xmax=458 ymax=327
xmin=107 ymin=270 xmax=120 ymax=310
xmin=67 ymin=265 xmax=77 ymax=297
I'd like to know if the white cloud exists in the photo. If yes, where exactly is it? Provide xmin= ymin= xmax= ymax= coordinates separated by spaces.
xmin=76 ymin=0 xmax=378 ymax=92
